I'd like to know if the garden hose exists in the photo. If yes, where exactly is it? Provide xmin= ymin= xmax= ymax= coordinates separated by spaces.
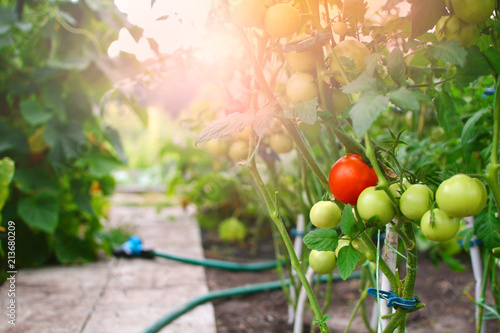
xmin=153 ymin=250 xmax=278 ymax=271
xmin=113 ymin=236 xmax=279 ymax=271
xmin=141 ymin=271 xmax=362 ymax=333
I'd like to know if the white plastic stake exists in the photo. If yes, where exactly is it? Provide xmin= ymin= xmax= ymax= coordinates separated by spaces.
xmin=378 ymin=224 xmax=399 ymax=333
xmin=288 ymin=214 xmax=305 ymax=325
xmin=464 ymin=216 xmax=486 ymax=333
xmin=293 ymin=265 xmax=316 ymax=333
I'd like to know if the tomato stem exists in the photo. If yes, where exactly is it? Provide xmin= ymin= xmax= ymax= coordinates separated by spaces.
xmin=484 ymin=77 xmax=500 ymax=211
xmin=248 ymin=160 xmax=331 ymax=333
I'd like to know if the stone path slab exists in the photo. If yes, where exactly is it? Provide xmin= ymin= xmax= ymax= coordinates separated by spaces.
xmin=0 ymin=193 xmax=216 ymax=333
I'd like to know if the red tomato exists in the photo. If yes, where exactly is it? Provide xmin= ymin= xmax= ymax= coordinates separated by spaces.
xmin=328 ymin=154 xmax=378 ymax=205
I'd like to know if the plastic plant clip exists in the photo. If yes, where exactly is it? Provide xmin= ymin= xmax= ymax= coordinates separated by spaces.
xmin=367 ymin=288 xmax=419 ymax=310
xmin=113 ymin=235 xmax=155 ymax=258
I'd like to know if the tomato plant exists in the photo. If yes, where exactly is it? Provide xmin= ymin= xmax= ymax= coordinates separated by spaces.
xmin=193 ymin=0 xmax=500 ymax=331
xmin=328 ymin=154 xmax=378 ymax=205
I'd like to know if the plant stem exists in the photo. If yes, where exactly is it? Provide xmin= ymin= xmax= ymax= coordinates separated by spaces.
xmin=248 ymin=160 xmax=331 ymax=333
xmin=476 ymin=252 xmax=492 ymax=333
xmin=485 ymin=78 xmax=500 ymax=211
xmin=344 ymin=280 xmax=371 ymax=333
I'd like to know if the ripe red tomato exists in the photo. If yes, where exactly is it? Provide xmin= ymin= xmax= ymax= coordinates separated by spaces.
xmin=328 ymin=154 xmax=378 ymax=205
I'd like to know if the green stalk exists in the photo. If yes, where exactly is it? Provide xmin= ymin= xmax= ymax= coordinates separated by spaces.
xmin=344 ymin=280 xmax=371 ymax=333
xmin=477 ymin=252 xmax=493 ymax=333
xmin=248 ymin=160 xmax=331 ymax=333
xmin=485 ymin=78 xmax=500 ymax=211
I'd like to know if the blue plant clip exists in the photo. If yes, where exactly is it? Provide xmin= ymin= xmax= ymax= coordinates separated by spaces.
xmin=121 ymin=235 xmax=144 ymax=256
xmin=482 ymin=87 xmax=495 ymax=98
xmin=458 ymin=238 xmax=483 ymax=248
xmin=367 ymin=287 xmax=419 ymax=309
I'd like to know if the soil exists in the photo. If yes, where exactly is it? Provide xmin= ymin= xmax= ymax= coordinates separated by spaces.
xmin=201 ymin=228 xmax=499 ymax=333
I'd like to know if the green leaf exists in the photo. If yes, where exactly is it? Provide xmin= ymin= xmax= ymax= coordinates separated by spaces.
xmin=17 ymin=192 xmax=59 ymax=233
xmin=44 ymin=118 xmax=86 ymax=164
xmin=458 ymin=227 xmax=474 ymax=252
xmin=340 ymin=204 xmax=355 ymax=236
xmin=342 ymin=74 xmax=379 ymax=94
xmin=104 ymin=125 xmax=127 ymax=163
xmin=303 ymin=229 xmax=338 ymax=251
xmin=474 ymin=203 xmax=500 ymax=252
xmin=0 ymin=157 xmax=14 ymax=185
xmin=54 ymin=232 xmax=95 ymax=263
xmin=337 ymin=244 xmax=361 ymax=280
xmin=434 ymin=91 xmax=462 ymax=133
xmin=195 ymin=112 xmax=254 ymax=144
xmin=454 ymin=46 xmax=492 ymax=88
xmin=293 ymin=98 xmax=318 ymax=125
xmin=253 ymin=102 xmax=278 ymax=137
xmin=461 ymin=108 xmax=488 ymax=153
xmin=387 ymin=48 xmax=406 ymax=86
xmin=408 ymin=0 xmax=446 ymax=39
xmin=20 ymin=99 xmax=53 ymax=125
xmin=483 ymin=47 xmax=500 ymax=75
xmin=350 ymin=91 xmax=390 ymax=137
xmin=389 ymin=87 xmax=427 ymax=111
xmin=428 ymin=40 xmax=467 ymax=67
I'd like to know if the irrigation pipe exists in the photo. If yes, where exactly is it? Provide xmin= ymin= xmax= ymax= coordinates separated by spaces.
xmin=141 ymin=272 xmax=361 ymax=333
xmin=153 ymin=251 xmax=278 ymax=271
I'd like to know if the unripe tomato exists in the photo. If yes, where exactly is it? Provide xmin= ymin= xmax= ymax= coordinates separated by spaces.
xmin=286 ymin=35 xmax=317 ymax=73
xmin=206 ymin=138 xmax=230 ymax=156
xmin=331 ymin=89 xmax=350 ymax=116
xmin=269 ymin=133 xmax=294 ymax=154
xmin=309 ymin=250 xmax=337 ymax=274
xmin=420 ymin=208 xmax=461 ymax=242
xmin=389 ymin=178 xmax=410 ymax=199
xmin=309 ymin=201 xmax=341 ymax=229
xmin=435 ymin=15 xmax=477 ymax=47
xmin=357 ymin=186 xmax=396 ymax=227
xmin=298 ymin=121 xmax=322 ymax=142
xmin=218 ymin=217 xmax=247 ymax=242
xmin=286 ymin=72 xmax=318 ymax=104
xmin=229 ymin=0 xmax=267 ymax=28
xmin=399 ymin=184 xmax=434 ymax=221
xmin=332 ymin=21 xmax=348 ymax=36
xmin=450 ymin=0 xmax=495 ymax=24
xmin=236 ymin=126 xmax=252 ymax=141
xmin=228 ymin=140 xmax=249 ymax=161
xmin=335 ymin=237 xmax=366 ymax=267
xmin=328 ymin=154 xmax=378 ymax=205
xmin=264 ymin=3 xmax=301 ymax=39
xmin=436 ymin=174 xmax=487 ymax=217
xmin=329 ymin=40 xmax=371 ymax=85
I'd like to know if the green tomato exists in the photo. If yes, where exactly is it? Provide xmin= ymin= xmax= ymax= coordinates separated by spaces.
xmin=329 ymin=40 xmax=371 ymax=85
xmin=309 ymin=201 xmax=341 ymax=229
xmin=286 ymin=72 xmax=318 ymax=105
xmin=332 ymin=21 xmax=348 ymax=36
xmin=269 ymin=133 xmax=294 ymax=154
xmin=436 ymin=174 xmax=487 ymax=217
xmin=399 ymin=184 xmax=434 ymax=221
xmin=228 ymin=140 xmax=249 ymax=161
xmin=218 ymin=217 xmax=247 ymax=242
xmin=229 ymin=0 xmax=267 ymax=28
xmin=264 ymin=3 xmax=301 ymax=39
xmin=335 ymin=237 xmax=366 ymax=267
xmin=206 ymin=138 xmax=230 ymax=157
xmin=309 ymin=250 xmax=337 ymax=274
xmin=420 ymin=208 xmax=461 ymax=242
xmin=286 ymin=35 xmax=317 ymax=73
xmin=389 ymin=178 xmax=410 ymax=199
xmin=331 ymin=88 xmax=350 ymax=116
xmin=450 ymin=0 xmax=495 ymax=24
xmin=435 ymin=15 xmax=477 ymax=47
xmin=357 ymin=186 xmax=396 ymax=227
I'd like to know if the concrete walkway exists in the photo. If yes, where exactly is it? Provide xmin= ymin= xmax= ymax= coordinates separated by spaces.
xmin=0 ymin=193 xmax=217 ymax=333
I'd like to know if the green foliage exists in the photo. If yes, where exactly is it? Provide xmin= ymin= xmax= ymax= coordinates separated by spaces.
xmin=0 ymin=0 xmax=137 ymax=273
